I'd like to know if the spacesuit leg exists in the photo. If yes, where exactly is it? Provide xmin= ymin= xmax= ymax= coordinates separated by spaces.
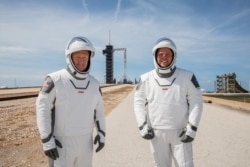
xmin=76 ymin=134 xmax=93 ymax=167
xmin=53 ymin=135 xmax=93 ymax=167
xmin=52 ymin=136 xmax=66 ymax=167
xmin=150 ymin=129 xmax=172 ymax=167
xmin=171 ymin=129 xmax=194 ymax=167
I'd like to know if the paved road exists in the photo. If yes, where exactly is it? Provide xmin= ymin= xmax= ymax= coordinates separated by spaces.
xmin=194 ymin=102 xmax=250 ymax=166
xmin=93 ymin=89 xmax=250 ymax=167
xmin=93 ymin=89 xmax=154 ymax=167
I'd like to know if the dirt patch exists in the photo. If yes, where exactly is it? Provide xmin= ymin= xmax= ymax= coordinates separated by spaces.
xmin=0 ymin=85 xmax=135 ymax=167
xmin=203 ymin=96 xmax=250 ymax=113
xmin=102 ymin=85 xmax=135 ymax=116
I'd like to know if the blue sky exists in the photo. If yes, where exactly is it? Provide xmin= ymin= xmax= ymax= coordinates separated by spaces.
xmin=0 ymin=0 xmax=250 ymax=91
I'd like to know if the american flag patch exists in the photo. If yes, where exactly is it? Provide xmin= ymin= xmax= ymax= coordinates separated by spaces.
xmin=42 ymin=81 xmax=49 ymax=88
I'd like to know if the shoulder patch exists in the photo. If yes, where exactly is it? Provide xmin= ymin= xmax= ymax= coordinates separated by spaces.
xmin=191 ymin=75 xmax=200 ymax=88
xmin=41 ymin=76 xmax=55 ymax=93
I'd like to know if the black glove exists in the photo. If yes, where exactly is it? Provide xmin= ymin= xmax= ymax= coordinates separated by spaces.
xmin=43 ymin=138 xmax=63 ymax=160
xmin=139 ymin=124 xmax=155 ymax=140
xmin=179 ymin=131 xmax=194 ymax=143
xmin=94 ymin=134 xmax=105 ymax=152
xmin=45 ymin=148 xmax=59 ymax=160
xmin=179 ymin=124 xmax=197 ymax=143
xmin=143 ymin=128 xmax=155 ymax=140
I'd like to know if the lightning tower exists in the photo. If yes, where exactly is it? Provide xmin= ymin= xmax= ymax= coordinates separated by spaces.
xmin=102 ymin=32 xmax=131 ymax=84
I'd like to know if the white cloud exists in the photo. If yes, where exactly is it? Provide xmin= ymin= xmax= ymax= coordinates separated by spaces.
xmin=0 ymin=1 xmax=250 ymax=89
xmin=0 ymin=46 xmax=36 ymax=57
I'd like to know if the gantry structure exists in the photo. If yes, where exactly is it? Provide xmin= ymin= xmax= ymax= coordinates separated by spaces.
xmin=216 ymin=73 xmax=248 ymax=93
xmin=103 ymin=44 xmax=131 ymax=84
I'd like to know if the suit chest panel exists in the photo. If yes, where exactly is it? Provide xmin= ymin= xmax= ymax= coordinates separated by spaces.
xmin=56 ymin=77 xmax=97 ymax=106
xmin=146 ymin=75 xmax=187 ymax=104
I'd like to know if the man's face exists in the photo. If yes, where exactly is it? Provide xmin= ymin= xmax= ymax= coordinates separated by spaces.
xmin=71 ymin=50 xmax=90 ymax=71
xmin=156 ymin=48 xmax=173 ymax=68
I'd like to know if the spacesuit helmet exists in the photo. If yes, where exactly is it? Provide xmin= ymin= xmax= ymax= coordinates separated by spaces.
xmin=152 ymin=37 xmax=177 ymax=75
xmin=65 ymin=36 xmax=95 ymax=79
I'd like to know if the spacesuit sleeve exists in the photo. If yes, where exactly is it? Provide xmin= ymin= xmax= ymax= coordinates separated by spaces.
xmin=36 ymin=76 xmax=56 ymax=142
xmin=187 ymin=74 xmax=203 ymax=128
xmin=94 ymin=87 xmax=105 ymax=137
xmin=134 ymin=75 xmax=148 ymax=127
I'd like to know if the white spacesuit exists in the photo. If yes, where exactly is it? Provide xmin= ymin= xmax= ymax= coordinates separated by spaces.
xmin=134 ymin=38 xmax=203 ymax=167
xmin=36 ymin=36 xmax=105 ymax=167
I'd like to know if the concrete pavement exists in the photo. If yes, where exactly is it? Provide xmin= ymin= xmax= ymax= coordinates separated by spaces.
xmin=93 ymin=89 xmax=250 ymax=167
xmin=193 ymin=102 xmax=250 ymax=167
xmin=93 ymin=89 xmax=154 ymax=167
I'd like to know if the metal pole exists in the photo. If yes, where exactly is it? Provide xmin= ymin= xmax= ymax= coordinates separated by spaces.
xmin=124 ymin=49 xmax=127 ymax=79
xmin=113 ymin=48 xmax=127 ymax=83
xmin=249 ymin=80 xmax=250 ymax=92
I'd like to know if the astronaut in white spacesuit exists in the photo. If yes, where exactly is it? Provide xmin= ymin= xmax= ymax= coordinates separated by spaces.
xmin=134 ymin=37 xmax=203 ymax=167
xmin=36 ymin=36 xmax=105 ymax=167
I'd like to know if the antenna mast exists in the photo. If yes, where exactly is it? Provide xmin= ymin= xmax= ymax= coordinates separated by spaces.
xmin=109 ymin=30 xmax=111 ymax=45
